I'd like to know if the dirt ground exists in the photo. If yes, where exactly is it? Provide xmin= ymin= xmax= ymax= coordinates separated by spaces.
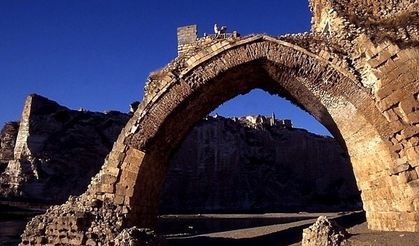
xmin=164 ymin=212 xmax=419 ymax=246
xmin=344 ymin=222 xmax=419 ymax=246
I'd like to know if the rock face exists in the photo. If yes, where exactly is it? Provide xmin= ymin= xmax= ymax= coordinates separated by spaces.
xmin=161 ymin=115 xmax=360 ymax=213
xmin=302 ymin=216 xmax=349 ymax=246
xmin=0 ymin=121 xmax=19 ymax=173
xmin=0 ymin=94 xmax=130 ymax=202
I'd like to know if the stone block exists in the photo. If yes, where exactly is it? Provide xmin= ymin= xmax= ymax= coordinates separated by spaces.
xmin=410 ymin=137 xmax=419 ymax=146
xmin=126 ymin=161 xmax=140 ymax=174
xmin=390 ymin=162 xmax=410 ymax=175
xmin=396 ymin=156 xmax=408 ymax=165
xmin=378 ymin=69 xmax=416 ymax=99
xmin=105 ymin=166 xmax=120 ymax=177
xmin=100 ymin=183 xmax=114 ymax=194
xmin=107 ymin=151 xmax=126 ymax=167
xmin=400 ymin=97 xmax=418 ymax=116
xmin=397 ymin=170 xmax=418 ymax=184
xmin=100 ymin=174 xmax=117 ymax=185
xmin=377 ymin=91 xmax=404 ymax=111
xmin=376 ymin=85 xmax=396 ymax=100
xmin=395 ymin=132 xmax=404 ymax=142
xmin=380 ymin=55 xmax=398 ymax=72
xmin=383 ymin=108 xmax=400 ymax=122
xmin=402 ymin=126 xmax=419 ymax=139
xmin=390 ymin=142 xmax=403 ymax=152
xmin=120 ymin=170 xmax=138 ymax=185
xmin=406 ymin=146 xmax=419 ymax=163
xmin=368 ymin=49 xmax=392 ymax=68
xmin=125 ymin=148 xmax=145 ymax=164
xmin=407 ymin=111 xmax=419 ymax=124
xmin=407 ymin=179 xmax=419 ymax=190
xmin=115 ymin=183 xmax=127 ymax=196
xmin=113 ymin=194 xmax=125 ymax=205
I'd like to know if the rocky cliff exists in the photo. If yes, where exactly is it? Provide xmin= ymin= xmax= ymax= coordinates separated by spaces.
xmin=161 ymin=115 xmax=360 ymax=213
xmin=0 ymin=95 xmax=360 ymax=211
xmin=0 ymin=94 xmax=130 ymax=202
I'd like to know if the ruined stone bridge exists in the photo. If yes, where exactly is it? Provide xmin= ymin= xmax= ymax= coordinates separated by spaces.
xmin=21 ymin=0 xmax=419 ymax=244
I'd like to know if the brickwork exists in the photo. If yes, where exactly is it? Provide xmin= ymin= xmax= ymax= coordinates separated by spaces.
xmin=308 ymin=0 xmax=419 ymax=231
xmin=20 ymin=0 xmax=419 ymax=244
xmin=177 ymin=25 xmax=197 ymax=55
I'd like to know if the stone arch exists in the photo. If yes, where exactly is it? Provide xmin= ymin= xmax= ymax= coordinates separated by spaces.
xmin=20 ymin=35 xmax=418 ymax=245
xmin=92 ymin=36 xmax=402 ymax=230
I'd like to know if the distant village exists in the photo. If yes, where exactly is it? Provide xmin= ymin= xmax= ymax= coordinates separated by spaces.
xmin=207 ymin=113 xmax=293 ymax=128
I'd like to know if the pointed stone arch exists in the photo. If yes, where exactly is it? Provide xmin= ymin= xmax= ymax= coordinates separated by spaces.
xmin=92 ymin=36 xmax=400 ymax=229
xmin=20 ymin=34 xmax=418 ymax=245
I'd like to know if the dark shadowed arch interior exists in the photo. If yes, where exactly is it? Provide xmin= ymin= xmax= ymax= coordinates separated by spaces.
xmin=158 ymin=87 xmax=362 ymax=216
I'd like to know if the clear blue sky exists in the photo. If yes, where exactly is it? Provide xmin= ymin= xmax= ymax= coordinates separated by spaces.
xmin=0 ymin=0 xmax=331 ymax=136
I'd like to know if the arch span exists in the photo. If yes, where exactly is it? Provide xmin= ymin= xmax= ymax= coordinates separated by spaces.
xmin=20 ymin=35 xmax=419 ymax=245
xmin=114 ymin=36 xmax=397 ymax=228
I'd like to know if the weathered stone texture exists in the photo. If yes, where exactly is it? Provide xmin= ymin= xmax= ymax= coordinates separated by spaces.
xmin=19 ymin=0 xmax=419 ymax=244
xmin=302 ymin=216 xmax=349 ymax=246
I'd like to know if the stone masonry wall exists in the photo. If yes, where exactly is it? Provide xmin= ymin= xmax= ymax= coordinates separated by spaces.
xmin=308 ymin=0 xmax=419 ymax=231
